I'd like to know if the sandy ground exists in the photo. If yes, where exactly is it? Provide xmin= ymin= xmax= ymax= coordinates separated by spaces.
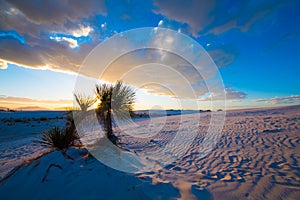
xmin=154 ymin=105 xmax=299 ymax=200
xmin=0 ymin=106 xmax=299 ymax=199
xmin=0 ymin=111 xmax=67 ymax=178
xmin=120 ymin=105 xmax=300 ymax=199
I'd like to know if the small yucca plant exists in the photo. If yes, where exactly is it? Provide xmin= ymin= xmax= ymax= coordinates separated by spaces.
xmin=37 ymin=126 xmax=79 ymax=150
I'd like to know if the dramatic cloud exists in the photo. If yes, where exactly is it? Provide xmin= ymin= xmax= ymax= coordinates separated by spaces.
xmin=0 ymin=0 xmax=106 ymax=73
xmin=4 ymin=0 xmax=106 ymax=24
xmin=0 ymin=0 xmax=283 ymax=75
xmin=153 ymin=0 xmax=284 ymax=36
xmin=152 ymin=1 xmax=293 ymax=70
xmin=253 ymin=95 xmax=300 ymax=105
xmin=153 ymin=0 xmax=215 ymax=36
xmin=76 ymin=28 xmax=225 ymax=100
xmin=0 ymin=0 xmax=227 ymax=102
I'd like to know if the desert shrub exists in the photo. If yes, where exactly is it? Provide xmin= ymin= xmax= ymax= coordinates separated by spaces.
xmin=37 ymin=126 xmax=80 ymax=150
xmin=39 ymin=117 xmax=49 ymax=121
xmin=13 ymin=118 xmax=30 ymax=123
xmin=14 ymin=118 xmax=24 ymax=123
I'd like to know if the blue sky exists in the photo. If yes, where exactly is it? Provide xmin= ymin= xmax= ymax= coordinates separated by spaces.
xmin=0 ymin=0 xmax=299 ymax=110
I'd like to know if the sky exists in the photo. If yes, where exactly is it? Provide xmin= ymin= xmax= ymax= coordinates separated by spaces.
xmin=0 ymin=0 xmax=300 ymax=110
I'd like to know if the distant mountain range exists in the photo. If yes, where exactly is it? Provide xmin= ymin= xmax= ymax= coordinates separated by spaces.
xmin=15 ymin=106 xmax=50 ymax=111
xmin=0 ymin=106 xmax=9 ymax=111
xmin=0 ymin=106 xmax=51 ymax=111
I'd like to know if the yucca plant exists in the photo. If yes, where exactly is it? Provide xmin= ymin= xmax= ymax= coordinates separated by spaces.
xmin=111 ymin=81 xmax=136 ymax=121
xmin=74 ymin=93 xmax=96 ymax=112
xmin=73 ymin=93 xmax=96 ymax=125
xmin=37 ymin=127 xmax=75 ymax=150
xmin=95 ymin=81 xmax=135 ymax=144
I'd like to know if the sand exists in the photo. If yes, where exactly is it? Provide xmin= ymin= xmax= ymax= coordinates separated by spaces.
xmin=0 ymin=111 xmax=67 ymax=178
xmin=147 ymin=105 xmax=300 ymax=199
xmin=0 ymin=106 xmax=299 ymax=199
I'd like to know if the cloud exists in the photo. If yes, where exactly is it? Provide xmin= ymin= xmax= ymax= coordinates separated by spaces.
xmin=152 ymin=1 xmax=288 ymax=68
xmin=0 ymin=95 xmax=72 ymax=109
xmin=77 ymin=28 xmax=225 ymax=101
xmin=207 ymin=44 xmax=238 ymax=68
xmin=0 ymin=95 xmax=72 ymax=104
xmin=92 ymin=48 xmax=211 ymax=99
xmin=0 ymin=0 xmax=106 ymax=73
xmin=0 ymin=0 xmax=226 ymax=102
xmin=4 ymin=0 xmax=106 ymax=24
xmin=72 ymin=25 xmax=93 ymax=37
xmin=0 ymin=1 xmax=236 ymax=102
xmin=0 ymin=60 xmax=8 ymax=69
xmin=253 ymin=95 xmax=300 ymax=105
xmin=0 ymin=37 xmax=90 ymax=73
xmin=158 ymin=20 xmax=163 ymax=26
xmin=153 ymin=0 xmax=215 ymax=36
xmin=225 ymin=88 xmax=247 ymax=100
xmin=252 ymin=98 xmax=266 ymax=103
xmin=50 ymin=35 xmax=79 ymax=49
xmin=0 ymin=0 xmax=238 ymax=76
xmin=153 ymin=0 xmax=284 ymax=36
xmin=199 ymin=88 xmax=247 ymax=101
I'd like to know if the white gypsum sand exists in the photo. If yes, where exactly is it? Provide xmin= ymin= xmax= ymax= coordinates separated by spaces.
xmin=0 ymin=106 xmax=299 ymax=199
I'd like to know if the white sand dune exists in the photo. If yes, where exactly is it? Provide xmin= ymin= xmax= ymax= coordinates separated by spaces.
xmin=0 ymin=111 xmax=67 ymax=178
xmin=0 ymin=147 xmax=180 ymax=200
xmin=0 ymin=106 xmax=299 ymax=199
